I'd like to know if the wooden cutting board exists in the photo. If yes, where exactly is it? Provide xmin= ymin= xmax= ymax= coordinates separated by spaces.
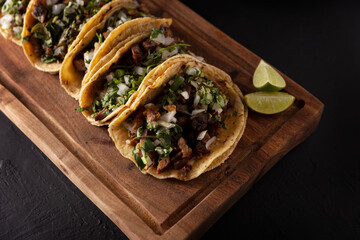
xmin=0 ymin=0 xmax=323 ymax=239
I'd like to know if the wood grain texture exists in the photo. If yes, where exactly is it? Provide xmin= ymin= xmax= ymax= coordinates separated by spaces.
xmin=0 ymin=0 xmax=324 ymax=239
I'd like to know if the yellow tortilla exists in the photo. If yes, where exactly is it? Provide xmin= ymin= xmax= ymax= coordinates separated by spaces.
xmin=78 ymin=17 xmax=172 ymax=126
xmin=108 ymin=54 xmax=248 ymax=181
xmin=59 ymin=0 xmax=141 ymax=99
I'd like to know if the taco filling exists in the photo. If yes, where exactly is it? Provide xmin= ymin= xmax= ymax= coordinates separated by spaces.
xmin=23 ymin=0 xmax=112 ymax=63
xmin=122 ymin=67 xmax=229 ymax=177
xmin=88 ymin=26 xmax=190 ymax=121
xmin=74 ymin=4 xmax=150 ymax=72
xmin=0 ymin=0 xmax=29 ymax=39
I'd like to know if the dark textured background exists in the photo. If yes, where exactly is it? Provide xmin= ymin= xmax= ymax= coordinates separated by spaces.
xmin=1 ymin=0 xmax=359 ymax=239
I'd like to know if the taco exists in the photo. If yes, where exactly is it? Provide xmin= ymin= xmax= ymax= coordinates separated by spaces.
xmin=0 ymin=0 xmax=29 ymax=45
xmin=60 ymin=0 xmax=150 ymax=99
xmin=22 ymin=0 xmax=115 ymax=73
xmin=78 ymin=18 xmax=198 ymax=126
xmin=108 ymin=54 xmax=247 ymax=181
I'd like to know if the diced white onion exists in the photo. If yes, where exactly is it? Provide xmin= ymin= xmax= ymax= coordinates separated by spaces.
xmin=84 ymin=51 xmax=94 ymax=69
xmin=161 ymin=50 xmax=170 ymax=60
xmin=212 ymin=103 xmax=223 ymax=114
xmin=125 ymin=139 xmax=131 ymax=145
xmin=56 ymin=21 xmax=64 ymax=28
xmin=64 ymin=5 xmax=75 ymax=15
xmin=12 ymin=26 xmax=22 ymax=35
xmin=191 ymin=109 xmax=205 ymax=116
xmin=116 ymin=96 xmax=123 ymax=103
xmin=141 ymin=149 xmax=147 ymax=163
xmin=157 ymin=120 xmax=175 ymax=128
xmin=156 ymin=148 xmax=164 ymax=155
xmin=153 ymin=33 xmax=165 ymax=43
xmin=76 ymin=0 xmax=84 ymax=6
xmin=168 ymin=79 xmax=174 ymax=85
xmin=197 ymin=130 xmax=207 ymax=141
xmin=161 ymin=47 xmax=178 ymax=60
xmin=193 ymin=93 xmax=200 ymax=107
xmin=147 ymin=157 xmax=153 ymax=167
xmin=0 ymin=15 xmax=14 ymax=30
xmin=106 ymin=72 xmax=114 ymax=82
xmin=107 ymin=26 xmax=114 ymax=32
xmin=52 ymin=3 xmax=65 ymax=15
xmin=186 ymin=67 xmax=200 ymax=76
xmin=180 ymin=91 xmax=189 ymax=100
xmin=124 ymin=75 xmax=130 ymax=85
xmin=118 ymin=11 xmax=127 ymax=19
xmin=159 ymin=110 xmax=177 ymax=123
xmin=107 ymin=87 xmax=114 ymax=94
xmin=46 ymin=0 xmax=58 ymax=6
xmin=53 ymin=47 xmax=62 ymax=56
xmin=153 ymin=33 xmax=174 ymax=46
xmin=206 ymin=136 xmax=216 ymax=149
xmin=153 ymin=139 xmax=161 ymax=146
xmin=134 ymin=66 xmax=145 ymax=75
xmin=190 ymin=81 xmax=199 ymax=90
xmin=120 ymin=16 xmax=128 ymax=23
xmin=164 ymin=37 xmax=174 ymax=46
xmin=117 ymin=83 xmax=129 ymax=96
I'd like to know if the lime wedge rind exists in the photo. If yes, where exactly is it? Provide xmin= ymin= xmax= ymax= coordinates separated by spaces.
xmin=244 ymin=92 xmax=295 ymax=115
xmin=253 ymin=60 xmax=286 ymax=92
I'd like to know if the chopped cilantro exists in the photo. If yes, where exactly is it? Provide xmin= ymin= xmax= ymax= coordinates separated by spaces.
xmin=170 ymin=75 xmax=185 ymax=91
xmin=215 ymin=115 xmax=227 ymax=129
xmin=75 ymin=107 xmax=90 ymax=112
xmin=159 ymin=43 xmax=191 ymax=52
xmin=114 ymin=69 xmax=125 ymax=78
xmin=143 ymin=139 xmax=155 ymax=153
xmin=22 ymin=35 xmax=31 ymax=43
xmin=133 ymin=148 xmax=145 ymax=170
xmin=150 ymin=27 xmax=161 ymax=39
xmin=216 ymin=94 xmax=225 ymax=107
xmin=156 ymin=130 xmax=172 ymax=148
xmin=136 ymin=127 xmax=143 ymax=137
xmin=203 ymin=79 xmax=214 ymax=87
xmin=96 ymin=32 xmax=104 ymax=44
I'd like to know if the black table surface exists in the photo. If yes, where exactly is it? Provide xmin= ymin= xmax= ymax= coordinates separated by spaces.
xmin=1 ymin=1 xmax=359 ymax=239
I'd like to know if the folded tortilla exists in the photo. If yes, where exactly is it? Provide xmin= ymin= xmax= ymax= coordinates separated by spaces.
xmin=0 ymin=0 xmax=29 ymax=46
xmin=60 ymin=0 xmax=149 ymax=99
xmin=108 ymin=54 xmax=247 ymax=181
xmin=78 ymin=17 xmax=175 ymax=126
xmin=22 ymin=0 xmax=120 ymax=73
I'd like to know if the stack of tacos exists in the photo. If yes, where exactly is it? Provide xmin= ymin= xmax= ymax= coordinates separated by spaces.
xmin=0 ymin=0 xmax=247 ymax=181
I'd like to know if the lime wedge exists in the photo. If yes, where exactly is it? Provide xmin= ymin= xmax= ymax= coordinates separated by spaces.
xmin=253 ymin=60 xmax=286 ymax=92
xmin=245 ymin=92 xmax=295 ymax=114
